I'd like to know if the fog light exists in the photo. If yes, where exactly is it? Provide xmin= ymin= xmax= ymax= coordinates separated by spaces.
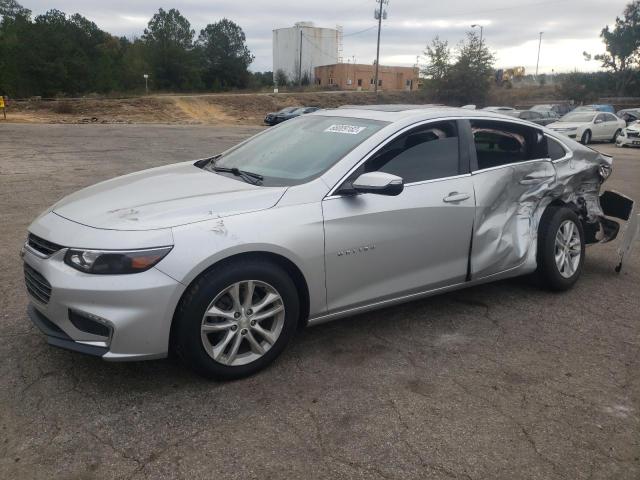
xmin=68 ymin=309 xmax=112 ymax=337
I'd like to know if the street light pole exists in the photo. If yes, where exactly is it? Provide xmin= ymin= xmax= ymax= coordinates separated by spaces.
xmin=143 ymin=74 xmax=149 ymax=95
xmin=471 ymin=24 xmax=483 ymax=46
xmin=535 ymin=31 xmax=544 ymax=77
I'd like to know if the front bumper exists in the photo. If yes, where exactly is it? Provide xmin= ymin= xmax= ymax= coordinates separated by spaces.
xmin=616 ymin=134 xmax=640 ymax=147
xmin=23 ymin=245 xmax=186 ymax=361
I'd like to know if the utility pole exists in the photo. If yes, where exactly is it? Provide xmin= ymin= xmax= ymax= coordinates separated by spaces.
xmin=535 ymin=31 xmax=543 ymax=77
xmin=373 ymin=0 xmax=388 ymax=95
xmin=299 ymin=29 xmax=303 ymax=86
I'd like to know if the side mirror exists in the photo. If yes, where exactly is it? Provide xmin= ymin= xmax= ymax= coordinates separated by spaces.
xmin=351 ymin=172 xmax=404 ymax=196
xmin=594 ymin=118 xmax=603 ymax=124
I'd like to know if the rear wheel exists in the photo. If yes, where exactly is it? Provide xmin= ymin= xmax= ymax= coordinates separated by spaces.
xmin=534 ymin=206 xmax=585 ymax=291
xmin=580 ymin=130 xmax=591 ymax=145
xmin=174 ymin=259 xmax=299 ymax=379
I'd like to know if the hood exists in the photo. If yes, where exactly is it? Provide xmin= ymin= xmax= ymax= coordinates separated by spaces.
xmin=625 ymin=122 xmax=640 ymax=132
xmin=52 ymin=162 xmax=287 ymax=231
xmin=548 ymin=121 xmax=587 ymax=130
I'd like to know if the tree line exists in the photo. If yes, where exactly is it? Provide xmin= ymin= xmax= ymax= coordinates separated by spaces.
xmin=0 ymin=1 xmax=273 ymax=97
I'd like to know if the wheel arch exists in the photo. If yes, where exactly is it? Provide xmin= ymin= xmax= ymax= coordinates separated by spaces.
xmin=169 ymin=250 xmax=311 ymax=352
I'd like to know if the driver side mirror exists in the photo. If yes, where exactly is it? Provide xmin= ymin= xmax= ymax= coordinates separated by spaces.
xmin=350 ymin=172 xmax=404 ymax=196
xmin=594 ymin=118 xmax=603 ymax=124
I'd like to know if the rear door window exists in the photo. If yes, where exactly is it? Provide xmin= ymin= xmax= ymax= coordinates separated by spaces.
xmin=470 ymin=120 xmax=546 ymax=170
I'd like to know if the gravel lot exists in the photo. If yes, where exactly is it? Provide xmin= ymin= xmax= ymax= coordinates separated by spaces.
xmin=1 ymin=124 xmax=639 ymax=480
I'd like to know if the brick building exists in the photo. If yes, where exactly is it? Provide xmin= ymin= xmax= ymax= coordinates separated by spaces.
xmin=314 ymin=63 xmax=418 ymax=91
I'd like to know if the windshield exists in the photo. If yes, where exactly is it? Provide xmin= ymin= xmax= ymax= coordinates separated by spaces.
xmin=559 ymin=113 xmax=595 ymax=123
xmin=278 ymin=107 xmax=298 ymax=114
xmin=214 ymin=115 xmax=388 ymax=186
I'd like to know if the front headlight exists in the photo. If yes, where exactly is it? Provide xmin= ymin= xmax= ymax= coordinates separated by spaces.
xmin=64 ymin=246 xmax=173 ymax=274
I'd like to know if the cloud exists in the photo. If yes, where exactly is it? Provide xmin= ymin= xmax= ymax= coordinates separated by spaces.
xmin=23 ymin=0 xmax=628 ymax=73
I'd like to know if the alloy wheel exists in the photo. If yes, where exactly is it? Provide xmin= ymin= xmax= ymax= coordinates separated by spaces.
xmin=554 ymin=220 xmax=581 ymax=279
xmin=200 ymin=280 xmax=285 ymax=366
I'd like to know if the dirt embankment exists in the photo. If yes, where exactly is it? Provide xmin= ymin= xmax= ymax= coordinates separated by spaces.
xmin=1 ymin=86 xmax=568 ymax=126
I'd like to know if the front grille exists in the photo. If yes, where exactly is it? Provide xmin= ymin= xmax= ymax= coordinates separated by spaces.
xmin=627 ymin=131 xmax=639 ymax=138
xmin=27 ymin=233 xmax=63 ymax=257
xmin=24 ymin=263 xmax=52 ymax=305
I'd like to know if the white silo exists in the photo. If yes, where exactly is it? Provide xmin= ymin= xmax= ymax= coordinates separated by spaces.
xmin=273 ymin=22 xmax=340 ymax=84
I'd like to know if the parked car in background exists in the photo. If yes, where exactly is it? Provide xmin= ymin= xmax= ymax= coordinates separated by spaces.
xmin=22 ymin=106 xmax=636 ymax=379
xmin=548 ymin=111 xmax=625 ymax=144
xmin=273 ymin=106 xmax=320 ymax=124
xmin=573 ymin=104 xmax=616 ymax=114
xmin=264 ymin=106 xmax=301 ymax=126
xmin=615 ymin=120 xmax=640 ymax=147
xmin=510 ymin=110 xmax=559 ymax=126
xmin=530 ymin=103 xmax=573 ymax=116
xmin=617 ymin=108 xmax=640 ymax=125
xmin=482 ymin=106 xmax=516 ymax=113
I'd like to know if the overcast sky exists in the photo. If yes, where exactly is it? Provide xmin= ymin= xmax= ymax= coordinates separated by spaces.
xmin=23 ymin=0 xmax=628 ymax=74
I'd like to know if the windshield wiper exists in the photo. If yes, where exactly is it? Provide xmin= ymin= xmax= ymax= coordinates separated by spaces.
xmin=212 ymin=166 xmax=264 ymax=185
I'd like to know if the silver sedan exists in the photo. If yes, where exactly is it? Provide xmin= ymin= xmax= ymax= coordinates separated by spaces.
xmin=22 ymin=106 xmax=638 ymax=378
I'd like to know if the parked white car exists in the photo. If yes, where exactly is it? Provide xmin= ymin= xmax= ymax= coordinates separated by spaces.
xmin=615 ymin=120 xmax=640 ymax=148
xmin=548 ymin=112 xmax=625 ymax=145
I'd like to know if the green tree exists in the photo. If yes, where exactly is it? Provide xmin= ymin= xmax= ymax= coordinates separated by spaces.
xmin=274 ymin=69 xmax=288 ymax=87
xmin=142 ymin=8 xmax=201 ymax=90
xmin=584 ymin=1 xmax=640 ymax=94
xmin=422 ymin=32 xmax=495 ymax=105
xmin=0 ymin=0 xmax=30 ymax=20
xmin=198 ymin=18 xmax=254 ymax=89
xmin=422 ymin=36 xmax=451 ymax=81
xmin=447 ymin=32 xmax=495 ymax=104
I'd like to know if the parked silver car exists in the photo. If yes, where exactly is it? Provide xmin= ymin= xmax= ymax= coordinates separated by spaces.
xmin=22 ymin=106 xmax=637 ymax=378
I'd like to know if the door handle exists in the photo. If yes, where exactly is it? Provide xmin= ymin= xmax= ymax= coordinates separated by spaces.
xmin=443 ymin=192 xmax=470 ymax=203
xmin=519 ymin=172 xmax=554 ymax=185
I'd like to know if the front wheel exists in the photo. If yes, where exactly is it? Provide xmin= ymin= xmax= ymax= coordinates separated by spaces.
xmin=534 ymin=206 xmax=585 ymax=291
xmin=580 ymin=130 xmax=591 ymax=145
xmin=173 ymin=259 xmax=300 ymax=379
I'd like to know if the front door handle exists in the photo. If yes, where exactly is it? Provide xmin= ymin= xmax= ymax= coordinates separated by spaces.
xmin=443 ymin=192 xmax=470 ymax=203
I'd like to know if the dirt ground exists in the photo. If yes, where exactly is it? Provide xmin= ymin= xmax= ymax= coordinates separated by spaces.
xmin=0 ymin=123 xmax=639 ymax=480
xmin=1 ymin=86 xmax=571 ymax=126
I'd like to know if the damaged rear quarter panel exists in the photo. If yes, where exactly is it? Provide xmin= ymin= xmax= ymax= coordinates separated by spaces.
xmin=471 ymin=136 xmax=627 ymax=280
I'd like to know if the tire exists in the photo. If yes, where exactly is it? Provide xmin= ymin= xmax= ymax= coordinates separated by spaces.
xmin=580 ymin=130 xmax=591 ymax=145
xmin=173 ymin=259 xmax=300 ymax=379
xmin=534 ymin=206 xmax=585 ymax=291
xmin=611 ymin=129 xmax=621 ymax=143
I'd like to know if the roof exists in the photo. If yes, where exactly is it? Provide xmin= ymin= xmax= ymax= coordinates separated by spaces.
xmin=311 ymin=104 xmax=514 ymax=123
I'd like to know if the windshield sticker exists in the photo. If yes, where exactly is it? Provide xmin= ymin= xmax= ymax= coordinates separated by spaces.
xmin=324 ymin=124 xmax=367 ymax=135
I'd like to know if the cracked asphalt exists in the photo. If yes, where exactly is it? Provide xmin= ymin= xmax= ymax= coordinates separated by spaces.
xmin=1 ymin=124 xmax=639 ymax=480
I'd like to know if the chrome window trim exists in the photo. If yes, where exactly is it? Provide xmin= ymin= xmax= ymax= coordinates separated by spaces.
xmin=470 ymin=157 xmax=553 ymax=175
xmin=324 ymin=173 xmax=472 ymax=201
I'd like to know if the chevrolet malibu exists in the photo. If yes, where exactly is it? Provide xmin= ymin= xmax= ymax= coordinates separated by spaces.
xmin=23 ymin=106 xmax=637 ymax=379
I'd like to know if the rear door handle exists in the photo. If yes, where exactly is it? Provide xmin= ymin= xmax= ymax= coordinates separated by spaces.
xmin=443 ymin=192 xmax=470 ymax=203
